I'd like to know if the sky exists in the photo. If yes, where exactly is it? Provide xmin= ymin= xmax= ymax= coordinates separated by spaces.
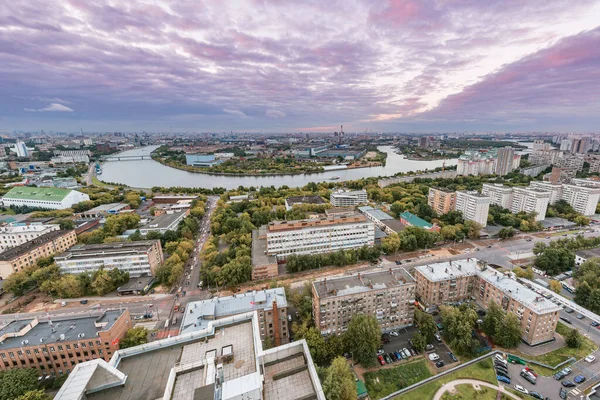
xmin=1 ymin=0 xmax=600 ymax=133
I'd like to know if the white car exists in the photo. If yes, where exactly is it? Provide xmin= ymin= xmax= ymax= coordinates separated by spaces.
xmin=514 ymin=385 xmax=528 ymax=395
xmin=585 ymin=355 xmax=596 ymax=363
xmin=389 ymin=331 xmax=399 ymax=337
xmin=428 ymin=353 xmax=440 ymax=361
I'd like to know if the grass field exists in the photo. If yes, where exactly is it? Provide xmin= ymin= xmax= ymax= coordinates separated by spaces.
xmin=441 ymin=384 xmax=516 ymax=400
xmin=364 ymin=359 xmax=432 ymax=400
xmin=507 ymin=322 xmax=598 ymax=376
xmin=92 ymin=175 xmax=113 ymax=188
xmin=398 ymin=358 xmax=496 ymax=399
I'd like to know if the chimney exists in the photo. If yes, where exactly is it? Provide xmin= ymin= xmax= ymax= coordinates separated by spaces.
xmin=272 ymin=301 xmax=281 ymax=346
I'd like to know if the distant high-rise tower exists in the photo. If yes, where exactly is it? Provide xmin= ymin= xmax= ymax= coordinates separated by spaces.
xmin=15 ymin=141 xmax=28 ymax=158
xmin=495 ymin=146 xmax=515 ymax=176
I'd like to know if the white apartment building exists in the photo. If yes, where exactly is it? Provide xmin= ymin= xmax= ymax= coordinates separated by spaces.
xmin=55 ymin=240 xmax=164 ymax=277
xmin=455 ymin=191 xmax=490 ymax=227
xmin=266 ymin=214 xmax=375 ymax=258
xmin=561 ymin=184 xmax=600 ymax=216
xmin=329 ymin=189 xmax=367 ymax=207
xmin=481 ymin=184 xmax=513 ymax=209
xmin=528 ymin=181 xmax=563 ymax=205
xmin=457 ymin=157 xmax=495 ymax=176
xmin=0 ymin=224 xmax=60 ymax=253
xmin=1 ymin=187 xmax=90 ymax=210
xmin=15 ymin=141 xmax=28 ymax=158
xmin=511 ymin=187 xmax=550 ymax=221
xmin=51 ymin=150 xmax=91 ymax=164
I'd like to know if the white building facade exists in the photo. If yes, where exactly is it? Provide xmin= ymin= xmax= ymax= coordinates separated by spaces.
xmin=528 ymin=181 xmax=563 ymax=205
xmin=455 ymin=191 xmax=490 ymax=227
xmin=510 ymin=187 xmax=550 ymax=221
xmin=1 ymin=187 xmax=90 ymax=210
xmin=561 ymin=184 xmax=600 ymax=216
xmin=481 ymin=184 xmax=513 ymax=209
xmin=329 ymin=189 xmax=368 ymax=207
xmin=0 ymin=224 xmax=60 ymax=253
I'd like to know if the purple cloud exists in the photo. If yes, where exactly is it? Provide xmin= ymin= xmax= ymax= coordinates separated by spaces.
xmin=24 ymin=103 xmax=74 ymax=112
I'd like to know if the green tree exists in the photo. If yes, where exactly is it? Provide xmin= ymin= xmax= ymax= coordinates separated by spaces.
xmin=574 ymin=215 xmax=590 ymax=226
xmin=322 ymin=357 xmax=356 ymax=400
xmin=565 ymin=327 xmax=582 ymax=348
xmin=56 ymin=218 xmax=75 ymax=230
xmin=15 ymin=390 xmax=51 ymax=400
xmin=534 ymin=247 xmax=575 ymax=275
xmin=381 ymin=233 xmax=400 ymax=254
xmin=0 ymin=368 xmax=39 ymax=400
xmin=463 ymin=220 xmax=482 ymax=239
xmin=513 ymin=266 xmax=534 ymax=280
xmin=293 ymin=322 xmax=331 ymax=365
xmin=411 ymin=331 xmax=427 ymax=352
xmin=498 ymin=227 xmax=515 ymax=239
xmin=120 ymin=327 xmax=149 ymax=349
xmin=440 ymin=305 xmax=478 ymax=356
xmin=494 ymin=313 xmax=522 ymax=348
xmin=549 ymin=280 xmax=562 ymax=294
xmin=415 ymin=309 xmax=436 ymax=344
xmin=482 ymin=301 xmax=504 ymax=338
xmin=574 ymin=281 xmax=592 ymax=307
xmin=345 ymin=314 xmax=381 ymax=367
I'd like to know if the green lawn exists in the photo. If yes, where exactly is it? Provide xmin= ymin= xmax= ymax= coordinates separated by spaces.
xmin=508 ymin=322 xmax=598 ymax=376
xmin=398 ymin=358 xmax=496 ymax=399
xmin=441 ymin=384 xmax=512 ymax=400
xmin=92 ymin=175 xmax=112 ymax=188
xmin=364 ymin=359 xmax=432 ymax=400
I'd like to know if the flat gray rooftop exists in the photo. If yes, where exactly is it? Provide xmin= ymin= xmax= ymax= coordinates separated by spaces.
xmin=414 ymin=259 xmax=480 ymax=282
xmin=264 ymin=353 xmax=315 ymax=400
xmin=314 ymin=267 xmax=414 ymax=299
xmin=357 ymin=205 xmax=394 ymax=221
xmin=576 ymin=247 xmax=600 ymax=259
xmin=55 ymin=240 xmax=158 ymax=261
xmin=140 ymin=211 xmax=185 ymax=230
xmin=251 ymin=228 xmax=276 ymax=267
xmin=0 ymin=310 xmax=124 ymax=350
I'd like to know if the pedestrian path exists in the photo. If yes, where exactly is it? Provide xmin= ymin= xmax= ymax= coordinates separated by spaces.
xmin=432 ymin=379 xmax=521 ymax=400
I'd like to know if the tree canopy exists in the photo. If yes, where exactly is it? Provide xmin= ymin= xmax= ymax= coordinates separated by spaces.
xmin=345 ymin=314 xmax=381 ymax=367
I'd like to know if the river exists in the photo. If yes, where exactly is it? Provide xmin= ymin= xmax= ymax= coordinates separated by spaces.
xmin=100 ymin=145 xmax=458 ymax=190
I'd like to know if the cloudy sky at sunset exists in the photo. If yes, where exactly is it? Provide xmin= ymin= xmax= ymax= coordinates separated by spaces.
xmin=1 ymin=0 xmax=600 ymax=132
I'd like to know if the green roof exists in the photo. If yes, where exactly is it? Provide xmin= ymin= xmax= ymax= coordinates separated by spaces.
xmin=3 ymin=187 xmax=71 ymax=201
xmin=356 ymin=380 xmax=368 ymax=398
xmin=400 ymin=211 xmax=433 ymax=228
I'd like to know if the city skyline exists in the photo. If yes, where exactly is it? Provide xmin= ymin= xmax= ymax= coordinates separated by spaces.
xmin=1 ymin=1 xmax=600 ymax=132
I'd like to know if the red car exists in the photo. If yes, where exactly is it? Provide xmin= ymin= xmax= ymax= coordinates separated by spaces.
xmin=378 ymin=355 xmax=385 ymax=365
xmin=525 ymin=367 xmax=538 ymax=377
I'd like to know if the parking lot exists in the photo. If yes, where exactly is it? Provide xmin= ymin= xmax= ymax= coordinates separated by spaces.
xmin=380 ymin=326 xmax=458 ymax=369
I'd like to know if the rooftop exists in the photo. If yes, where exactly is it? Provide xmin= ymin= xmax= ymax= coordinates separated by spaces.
xmin=0 ymin=223 xmax=59 ymax=234
xmin=0 ymin=310 xmax=126 ymax=350
xmin=414 ymin=259 xmax=481 ymax=282
xmin=285 ymin=195 xmax=326 ymax=206
xmin=0 ymin=229 xmax=74 ymax=261
xmin=576 ymin=247 xmax=600 ymax=260
xmin=85 ymin=203 xmax=130 ymax=214
xmin=2 ymin=186 xmax=73 ymax=201
xmin=478 ymin=268 xmax=561 ymax=314
xmin=540 ymin=217 xmax=577 ymax=229
xmin=267 ymin=214 xmax=367 ymax=233
xmin=330 ymin=189 xmax=367 ymax=196
xmin=140 ymin=210 xmax=186 ymax=231
xmin=399 ymin=211 xmax=433 ymax=228
xmin=54 ymin=240 xmax=159 ymax=261
xmin=358 ymin=205 xmax=395 ymax=221
xmin=456 ymin=190 xmax=490 ymax=198
xmin=313 ymin=267 xmax=415 ymax=299
xmin=381 ymin=219 xmax=406 ymax=233
xmin=180 ymin=288 xmax=287 ymax=334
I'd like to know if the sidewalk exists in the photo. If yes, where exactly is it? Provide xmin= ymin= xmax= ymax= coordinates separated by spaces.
xmin=54 ymin=293 xmax=171 ymax=303
xmin=432 ymin=379 xmax=521 ymax=400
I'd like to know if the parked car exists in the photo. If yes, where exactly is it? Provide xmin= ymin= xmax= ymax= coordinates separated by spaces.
xmin=395 ymin=351 xmax=403 ymax=360
xmin=554 ymin=367 xmax=572 ymax=380
xmin=561 ymin=380 xmax=576 ymax=388
xmin=378 ymin=355 xmax=385 ymax=365
xmin=565 ymin=308 xmax=574 ymax=313
xmin=425 ymin=344 xmax=435 ymax=351
xmin=428 ymin=353 xmax=440 ymax=361
xmin=525 ymin=367 xmax=538 ymax=377
xmin=497 ymin=375 xmax=511 ymax=384
xmin=384 ymin=354 xmax=392 ymax=364
xmin=574 ymin=375 xmax=586 ymax=384
xmin=559 ymin=387 xmax=567 ymax=399
xmin=61 ymin=301 xmax=67 ymax=307
xmin=585 ymin=355 xmax=596 ymax=363
xmin=514 ymin=385 xmax=528 ymax=395
xmin=435 ymin=361 xmax=444 ymax=368
xmin=447 ymin=352 xmax=458 ymax=362
xmin=80 ymin=300 xmax=88 ymax=304
xmin=389 ymin=331 xmax=399 ymax=337
xmin=577 ymin=313 xmax=584 ymax=319
xmin=592 ymin=321 xmax=600 ymax=327
xmin=520 ymin=371 xmax=536 ymax=384
xmin=495 ymin=366 xmax=509 ymax=376
xmin=409 ymin=348 xmax=417 ymax=357
xmin=403 ymin=348 xmax=411 ymax=359
xmin=377 ymin=349 xmax=385 ymax=356
xmin=496 ymin=369 xmax=510 ymax=379
xmin=434 ymin=333 xmax=442 ymax=342
xmin=529 ymin=391 xmax=544 ymax=400
xmin=560 ymin=317 xmax=572 ymax=324
xmin=388 ymin=353 xmax=397 ymax=362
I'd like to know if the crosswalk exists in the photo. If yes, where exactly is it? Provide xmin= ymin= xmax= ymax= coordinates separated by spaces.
xmin=568 ymin=387 xmax=580 ymax=398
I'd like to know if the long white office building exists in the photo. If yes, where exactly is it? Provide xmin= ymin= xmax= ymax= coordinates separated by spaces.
xmin=561 ymin=184 xmax=600 ymax=216
xmin=266 ymin=214 xmax=375 ymax=258
xmin=0 ymin=224 xmax=60 ymax=253
xmin=511 ymin=187 xmax=550 ymax=221
xmin=455 ymin=190 xmax=490 ymax=227
xmin=329 ymin=189 xmax=367 ymax=207
xmin=481 ymin=184 xmax=513 ymax=209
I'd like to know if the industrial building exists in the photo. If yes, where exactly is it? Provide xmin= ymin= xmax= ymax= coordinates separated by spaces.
xmin=0 ymin=230 xmax=77 ymax=279
xmin=180 ymin=288 xmax=289 ymax=345
xmin=138 ymin=210 xmax=188 ymax=235
xmin=184 ymin=154 xmax=223 ymax=167
xmin=77 ymin=202 xmax=131 ymax=218
xmin=54 ymin=240 xmax=164 ymax=277
xmin=284 ymin=195 xmax=326 ymax=211
xmin=0 ymin=223 xmax=60 ymax=253
xmin=0 ymin=309 xmax=131 ymax=377
xmin=54 ymin=312 xmax=325 ymax=400
xmin=1 ymin=187 xmax=90 ymax=210
xmin=312 ymin=268 xmax=416 ymax=335
xmin=358 ymin=205 xmax=404 ymax=234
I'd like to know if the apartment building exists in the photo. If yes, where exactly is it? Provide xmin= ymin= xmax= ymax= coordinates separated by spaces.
xmin=312 ymin=268 xmax=416 ymax=335
xmin=427 ymin=188 xmax=456 ymax=215
xmin=54 ymin=240 xmax=164 ymax=277
xmin=181 ymin=288 xmax=289 ymax=345
xmin=51 ymin=150 xmax=91 ymax=164
xmin=55 ymin=312 xmax=325 ymax=400
xmin=554 ymin=153 xmax=585 ymax=171
xmin=481 ymin=184 xmax=513 ymax=209
xmin=561 ymin=184 xmax=600 ymax=216
xmin=0 ymin=223 xmax=60 ymax=253
xmin=266 ymin=214 xmax=374 ymax=259
xmin=495 ymin=146 xmax=516 ymax=176
xmin=414 ymin=259 xmax=561 ymax=345
xmin=1 ymin=187 xmax=90 ymax=210
xmin=475 ymin=268 xmax=560 ymax=345
xmin=455 ymin=190 xmax=490 ymax=227
xmin=457 ymin=154 xmax=496 ymax=176
xmin=329 ymin=189 xmax=367 ymax=207
xmin=414 ymin=259 xmax=480 ymax=310
xmin=528 ymin=181 xmax=563 ymax=205
xmin=0 ymin=230 xmax=77 ymax=279
xmin=511 ymin=187 xmax=550 ymax=221
xmin=0 ymin=309 xmax=131 ymax=377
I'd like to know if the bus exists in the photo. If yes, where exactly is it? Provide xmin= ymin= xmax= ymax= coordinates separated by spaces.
xmin=562 ymin=282 xmax=575 ymax=294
